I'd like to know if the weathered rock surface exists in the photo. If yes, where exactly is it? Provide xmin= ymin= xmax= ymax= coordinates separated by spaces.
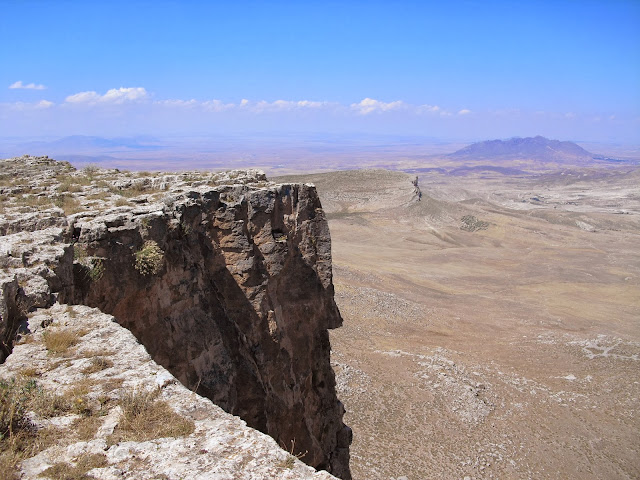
xmin=1 ymin=304 xmax=337 ymax=479
xmin=0 ymin=156 xmax=351 ymax=479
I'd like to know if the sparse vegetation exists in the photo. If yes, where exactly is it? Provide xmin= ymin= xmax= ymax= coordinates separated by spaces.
xmin=0 ymin=377 xmax=75 ymax=479
xmin=39 ymin=452 xmax=108 ymax=480
xmin=65 ymin=305 xmax=77 ymax=319
xmin=134 ymin=241 xmax=164 ymax=275
xmin=107 ymin=388 xmax=194 ymax=444
xmin=0 ymin=378 xmax=34 ymax=441
xmin=82 ymin=164 xmax=99 ymax=180
xmin=277 ymin=439 xmax=307 ymax=470
xmin=57 ymin=178 xmax=83 ymax=193
xmin=110 ymin=181 xmax=165 ymax=198
xmin=74 ymin=246 xmax=105 ymax=282
xmin=73 ymin=245 xmax=88 ymax=262
xmin=42 ymin=329 xmax=87 ymax=355
xmin=14 ymin=195 xmax=53 ymax=210
xmin=88 ymin=258 xmax=104 ymax=281
xmin=460 ymin=215 xmax=489 ymax=232
xmin=81 ymin=357 xmax=113 ymax=375
xmin=18 ymin=368 xmax=39 ymax=378
xmin=54 ymin=195 xmax=82 ymax=215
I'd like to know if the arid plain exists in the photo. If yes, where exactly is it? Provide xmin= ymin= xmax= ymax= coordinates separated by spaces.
xmin=276 ymin=164 xmax=640 ymax=480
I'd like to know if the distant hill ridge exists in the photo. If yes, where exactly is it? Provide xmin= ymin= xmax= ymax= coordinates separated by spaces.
xmin=450 ymin=136 xmax=595 ymax=162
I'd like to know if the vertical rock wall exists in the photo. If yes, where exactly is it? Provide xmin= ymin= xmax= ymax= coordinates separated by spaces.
xmin=65 ymin=183 xmax=351 ymax=478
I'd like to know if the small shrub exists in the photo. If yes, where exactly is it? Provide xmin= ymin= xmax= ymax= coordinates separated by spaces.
xmin=89 ymin=259 xmax=104 ymax=281
xmin=134 ymin=241 xmax=164 ymax=275
xmin=74 ymin=247 xmax=105 ymax=282
xmin=277 ymin=439 xmax=307 ymax=470
xmin=73 ymin=246 xmax=87 ymax=262
xmin=82 ymin=164 xmax=99 ymax=179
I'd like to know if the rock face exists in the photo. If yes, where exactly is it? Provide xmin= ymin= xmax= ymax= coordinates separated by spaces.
xmin=0 ymin=156 xmax=351 ymax=479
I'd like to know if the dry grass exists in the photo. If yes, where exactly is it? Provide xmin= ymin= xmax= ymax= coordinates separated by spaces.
xmin=0 ymin=378 xmax=34 ymax=440
xmin=0 ymin=427 xmax=63 ymax=480
xmin=101 ymin=378 xmax=124 ymax=393
xmin=81 ymin=357 xmax=113 ymax=375
xmin=17 ymin=368 xmax=39 ymax=378
xmin=40 ymin=452 xmax=108 ymax=480
xmin=42 ymin=329 xmax=87 ymax=355
xmin=14 ymin=195 xmax=53 ymax=210
xmin=1 ymin=373 xmax=117 ymax=478
xmin=277 ymin=438 xmax=307 ymax=470
xmin=57 ymin=178 xmax=83 ymax=193
xmin=0 ymin=378 xmax=73 ymax=480
xmin=108 ymin=388 xmax=194 ymax=444
xmin=110 ymin=182 xmax=164 ymax=198
xmin=54 ymin=195 xmax=82 ymax=215
xmin=15 ymin=335 xmax=35 ymax=346
xmin=71 ymin=415 xmax=104 ymax=442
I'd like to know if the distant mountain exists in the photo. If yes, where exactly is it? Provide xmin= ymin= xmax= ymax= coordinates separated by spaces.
xmin=449 ymin=136 xmax=595 ymax=162
xmin=20 ymin=135 xmax=163 ymax=152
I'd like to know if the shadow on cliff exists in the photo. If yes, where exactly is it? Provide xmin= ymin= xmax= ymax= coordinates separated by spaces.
xmin=63 ymin=188 xmax=351 ymax=479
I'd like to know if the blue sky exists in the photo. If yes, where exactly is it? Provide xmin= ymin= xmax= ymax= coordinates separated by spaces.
xmin=1 ymin=0 xmax=639 ymax=143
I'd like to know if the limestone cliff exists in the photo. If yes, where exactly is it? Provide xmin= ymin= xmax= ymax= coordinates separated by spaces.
xmin=0 ymin=156 xmax=351 ymax=479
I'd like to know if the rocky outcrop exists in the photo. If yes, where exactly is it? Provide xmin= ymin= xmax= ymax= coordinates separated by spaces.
xmin=1 ymin=304 xmax=338 ymax=479
xmin=0 ymin=156 xmax=351 ymax=479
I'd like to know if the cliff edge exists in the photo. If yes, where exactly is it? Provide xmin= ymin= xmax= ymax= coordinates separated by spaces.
xmin=0 ymin=156 xmax=351 ymax=479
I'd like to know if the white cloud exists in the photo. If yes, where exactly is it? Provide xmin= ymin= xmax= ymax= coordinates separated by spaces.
xmin=248 ymin=99 xmax=332 ymax=112
xmin=102 ymin=87 xmax=148 ymax=103
xmin=202 ymin=99 xmax=235 ymax=112
xmin=65 ymin=87 xmax=148 ymax=105
xmin=1 ymin=100 xmax=54 ymax=111
xmin=417 ymin=104 xmax=441 ymax=114
xmin=65 ymin=91 xmax=101 ymax=104
xmin=156 ymin=99 xmax=199 ymax=108
xmin=9 ymin=80 xmax=46 ymax=90
xmin=458 ymin=109 xmax=471 ymax=115
xmin=36 ymin=100 xmax=54 ymax=109
xmin=151 ymin=97 xmax=331 ymax=113
xmin=295 ymin=100 xmax=326 ymax=108
xmin=350 ymin=98 xmax=407 ymax=115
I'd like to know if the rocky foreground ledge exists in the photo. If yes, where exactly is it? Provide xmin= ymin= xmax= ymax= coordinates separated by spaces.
xmin=0 ymin=156 xmax=350 ymax=479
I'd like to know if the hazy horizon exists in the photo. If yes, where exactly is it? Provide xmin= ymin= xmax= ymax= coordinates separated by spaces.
xmin=2 ymin=1 xmax=639 ymax=144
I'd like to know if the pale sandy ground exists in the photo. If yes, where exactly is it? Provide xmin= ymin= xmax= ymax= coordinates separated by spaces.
xmin=276 ymin=168 xmax=640 ymax=480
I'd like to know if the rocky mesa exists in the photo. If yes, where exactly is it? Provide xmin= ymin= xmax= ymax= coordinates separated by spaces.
xmin=0 ymin=156 xmax=351 ymax=479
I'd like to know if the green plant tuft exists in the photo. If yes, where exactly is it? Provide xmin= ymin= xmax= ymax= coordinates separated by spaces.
xmin=134 ymin=241 xmax=164 ymax=276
